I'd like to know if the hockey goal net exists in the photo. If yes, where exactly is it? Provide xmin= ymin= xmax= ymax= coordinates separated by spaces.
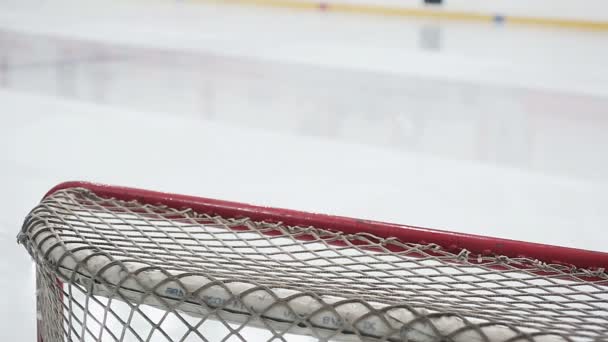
xmin=18 ymin=182 xmax=608 ymax=342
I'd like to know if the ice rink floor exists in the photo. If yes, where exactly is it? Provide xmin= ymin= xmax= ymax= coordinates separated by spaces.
xmin=1 ymin=0 xmax=608 ymax=340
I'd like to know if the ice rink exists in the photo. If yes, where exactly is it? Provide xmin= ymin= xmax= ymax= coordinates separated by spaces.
xmin=1 ymin=0 xmax=608 ymax=340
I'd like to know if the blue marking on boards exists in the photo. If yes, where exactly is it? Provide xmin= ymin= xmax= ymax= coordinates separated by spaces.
xmin=494 ymin=14 xmax=506 ymax=23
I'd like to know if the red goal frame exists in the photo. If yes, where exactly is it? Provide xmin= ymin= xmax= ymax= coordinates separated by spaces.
xmin=34 ymin=181 xmax=608 ymax=342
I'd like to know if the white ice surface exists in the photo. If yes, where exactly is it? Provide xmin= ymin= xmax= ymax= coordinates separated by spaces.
xmin=1 ymin=0 xmax=608 ymax=340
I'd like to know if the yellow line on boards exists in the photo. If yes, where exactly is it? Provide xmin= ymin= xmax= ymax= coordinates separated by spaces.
xmin=329 ymin=2 xmax=491 ymax=22
xmin=195 ymin=0 xmax=608 ymax=31
xmin=507 ymin=15 xmax=608 ymax=31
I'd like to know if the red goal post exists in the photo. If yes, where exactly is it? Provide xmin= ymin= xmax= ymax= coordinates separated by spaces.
xmin=20 ymin=181 xmax=608 ymax=342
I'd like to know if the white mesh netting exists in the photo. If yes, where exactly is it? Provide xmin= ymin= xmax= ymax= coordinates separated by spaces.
xmin=18 ymin=187 xmax=608 ymax=342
